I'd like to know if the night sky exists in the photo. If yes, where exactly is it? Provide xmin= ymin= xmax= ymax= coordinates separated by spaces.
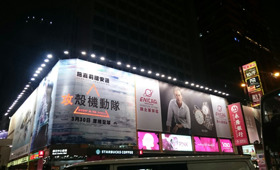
xmin=0 ymin=0 xmax=280 ymax=130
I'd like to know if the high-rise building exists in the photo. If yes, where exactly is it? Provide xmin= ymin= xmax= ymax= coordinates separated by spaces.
xmin=194 ymin=0 xmax=280 ymax=103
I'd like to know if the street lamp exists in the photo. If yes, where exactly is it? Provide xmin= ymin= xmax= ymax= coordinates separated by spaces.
xmin=273 ymin=72 xmax=280 ymax=77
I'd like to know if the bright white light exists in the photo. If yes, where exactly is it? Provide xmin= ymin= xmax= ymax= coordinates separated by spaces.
xmin=200 ymin=86 xmax=204 ymax=88
xmin=209 ymin=89 xmax=212 ymax=91
xmin=205 ymin=87 xmax=209 ymax=90
xmin=47 ymin=54 xmax=53 ymax=58
xmin=222 ymin=92 xmax=225 ymax=95
xmin=173 ymin=78 xmax=177 ymax=81
xmin=33 ymin=74 xmax=38 ymax=77
xmin=126 ymin=64 xmax=130 ymax=68
xmin=133 ymin=66 xmax=137 ymax=70
xmin=4 ymin=113 xmax=8 ymax=116
xmin=196 ymin=85 xmax=199 ymax=87
xmin=100 ymin=56 xmax=105 ymax=61
xmin=31 ymin=78 xmax=35 ymax=81
xmin=36 ymin=70 xmax=41 ymax=74
xmin=161 ymin=74 xmax=165 ymax=78
xmin=81 ymin=51 xmax=86 ymax=55
xmin=140 ymin=69 xmax=145 ymax=72
xmin=41 ymin=64 xmax=46 ymax=67
xmin=214 ymin=90 xmax=217 ymax=93
xmin=38 ymin=67 xmax=43 ymax=71
xmin=117 ymin=61 xmax=122 ymax=65
xmin=91 ymin=54 xmax=96 ymax=58
xmin=168 ymin=76 xmax=172 ymax=79
xmin=24 ymin=87 xmax=27 ymax=90
xmin=26 ymin=84 xmax=30 ymax=87
xmin=218 ymin=91 xmax=221 ymax=94
xmin=185 ymin=81 xmax=189 ymax=84
xmin=226 ymin=94 xmax=229 ymax=96
xmin=156 ymin=73 xmax=160 ymax=76
xmin=148 ymin=70 xmax=152 ymax=74
xmin=64 ymin=51 xmax=69 ymax=55
xmin=191 ymin=83 xmax=195 ymax=86
xmin=44 ymin=59 xmax=49 ymax=62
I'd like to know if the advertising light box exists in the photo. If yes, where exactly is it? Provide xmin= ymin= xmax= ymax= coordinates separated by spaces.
xmin=161 ymin=133 xmax=193 ymax=151
xmin=194 ymin=136 xmax=219 ymax=152
xmin=220 ymin=139 xmax=234 ymax=153
xmin=242 ymin=145 xmax=256 ymax=155
xmin=138 ymin=131 xmax=159 ymax=151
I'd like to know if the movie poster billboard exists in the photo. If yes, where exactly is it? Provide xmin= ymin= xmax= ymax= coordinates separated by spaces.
xmin=160 ymin=82 xmax=217 ymax=137
xmin=210 ymin=95 xmax=231 ymax=138
xmin=10 ymin=89 xmax=37 ymax=160
xmin=138 ymin=131 xmax=159 ymax=150
xmin=52 ymin=59 xmax=136 ymax=145
xmin=228 ymin=103 xmax=249 ymax=146
xmin=135 ymin=75 xmax=162 ymax=131
xmin=194 ymin=136 xmax=219 ymax=152
xmin=242 ymin=106 xmax=260 ymax=144
xmin=161 ymin=134 xmax=193 ymax=151
xmin=31 ymin=64 xmax=59 ymax=151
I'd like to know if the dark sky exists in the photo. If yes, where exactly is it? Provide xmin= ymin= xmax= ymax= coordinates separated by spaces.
xmin=0 ymin=0 xmax=280 ymax=130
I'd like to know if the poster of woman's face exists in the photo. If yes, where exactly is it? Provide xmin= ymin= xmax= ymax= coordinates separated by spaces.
xmin=159 ymin=82 xmax=217 ymax=137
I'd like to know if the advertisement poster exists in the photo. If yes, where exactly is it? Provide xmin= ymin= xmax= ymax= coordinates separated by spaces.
xmin=135 ymin=75 xmax=162 ymax=131
xmin=220 ymin=139 xmax=234 ymax=153
xmin=52 ymin=59 xmax=136 ymax=145
xmin=242 ymin=145 xmax=256 ymax=156
xmin=31 ymin=63 xmax=59 ymax=151
xmin=210 ymin=95 xmax=231 ymax=138
xmin=138 ymin=131 xmax=159 ymax=150
xmin=194 ymin=136 xmax=219 ymax=152
xmin=161 ymin=134 xmax=192 ymax=151
xmin=10 ymin=89 xmax=37 ymax=160
xmin=228 ymin=103 xmax=249 ymax=146
xmin=160 ymin=82 xmax=217 ymax=137
xmin=242 ymin=106 xmax=260 ymax=143
xmin=249 ymin=90 xmax=263 ymax=107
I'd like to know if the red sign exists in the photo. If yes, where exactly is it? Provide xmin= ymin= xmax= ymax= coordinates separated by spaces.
xmin=38 ymin=150 xmax=44 ymax=158
xmin=228 ymin=103 xmax=249 ymax=146
xmin=249 ymin=90 xmax=263 ymax=107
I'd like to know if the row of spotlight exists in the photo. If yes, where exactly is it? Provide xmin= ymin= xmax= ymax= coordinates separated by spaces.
xmin=73 ymin=50 xmax=229 ymax=96
xmin=4 ymin=54 xmax=53 ymax=116
xmin=4 ymin=50 xmax=229 ymax=117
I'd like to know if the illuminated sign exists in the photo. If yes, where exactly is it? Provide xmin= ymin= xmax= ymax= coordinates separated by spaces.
xmin=242 ymin=145 xmax=256 ymax=156
xmin=194 ymin=136 xmax=219 ymax=152
xmin=220 ymin=139 xmax=234 ymax=153
xmin=38 ymin=150 xmax=44 ymax=158
xmin=7 ymin=156 xmax=29 ymax=167
xmin=138 ymin=131 xmax=159 ymax=151
xmin=30 ymin=152 xmax=39 ymax=161
xmin=241 ymin=61 xmax=264 ymax=107
xmin=94 ymin=149 xmax=135 ymax=155
xmin=161 ymin=134 xmax=193 ymax=151
xmin=52 ymin=149 xmax=67 ymax=155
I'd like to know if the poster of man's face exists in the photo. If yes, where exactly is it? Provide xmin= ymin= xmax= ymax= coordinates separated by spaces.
xmin=159 ymin=82 xmax=217 ymax=137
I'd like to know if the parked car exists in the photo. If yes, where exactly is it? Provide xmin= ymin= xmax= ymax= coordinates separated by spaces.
xmin=65 ymin=155 xmax=255 ymax=170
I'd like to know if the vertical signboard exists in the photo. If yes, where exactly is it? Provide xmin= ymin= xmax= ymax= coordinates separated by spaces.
xmin=242 ymin=106 xmax=260 ymax=144
xmin=228 ymin=103 xmax=249 ymax=146
xmin=242 ymin=61 xmax=264 ymax=107
xmin=210 ymin=95 xmax=231 ymax=138
xmin=135 ymin=75 xmax=162 ymax=131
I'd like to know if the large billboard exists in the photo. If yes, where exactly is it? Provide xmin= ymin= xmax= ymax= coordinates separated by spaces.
xmin=138 ymin=131 xmax=159 ymax=150
xmin=9 ymin=59 xmax=232 ymax=157
xmin=10 ymin=89 xmax=37 ymax=160
xmin=52 ymin=59 xmax=136 ymax=145
xmin=194 ymin=136 xmax=219 ymax=152
xmin=161 ymin=133 xmax=193 ymax=151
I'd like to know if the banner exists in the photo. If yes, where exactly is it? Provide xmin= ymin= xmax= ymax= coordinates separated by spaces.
xmin=160 ymin=82 xmax=217 ymax=137
xmin=10 ymin=89 xmax=37 ymax=160
xmin=31 ymin=63 xmax=59 ymax=151
xmin=52 ymin=59 xmax=136 ymax=145
xmin=135 ymin=75 xmax=162 ymax=131
xmin=242 ymin=106 xmax=260 ymax=143
xmin=228 ymin=103 xmax=249 ymax=146
xmin=210 ymin=95 xmax=231 ymax=138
